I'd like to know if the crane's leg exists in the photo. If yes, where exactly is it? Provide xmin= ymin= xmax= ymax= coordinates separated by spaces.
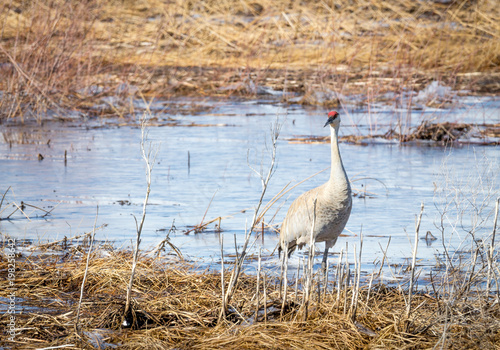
xmin=321 ymin=245 xmax=329 ymax=273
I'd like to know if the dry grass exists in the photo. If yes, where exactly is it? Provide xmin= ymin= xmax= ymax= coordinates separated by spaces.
xmin=0 ymin=0 xmax=499 ymax=121
xmin=1 ymin=243 xmax=499 ymax=349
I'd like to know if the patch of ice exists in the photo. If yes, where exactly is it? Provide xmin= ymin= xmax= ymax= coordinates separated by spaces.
xmin=414 ymin=81 xmax=453 ymax=103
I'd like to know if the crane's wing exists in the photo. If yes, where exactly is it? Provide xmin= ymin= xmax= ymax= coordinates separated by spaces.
xmin=279 ymin=186 xmax=322 ymax=256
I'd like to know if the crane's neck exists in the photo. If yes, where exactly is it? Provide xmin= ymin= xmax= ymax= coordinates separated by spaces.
xmin=328 ymin=124 xmax=349 ymax=190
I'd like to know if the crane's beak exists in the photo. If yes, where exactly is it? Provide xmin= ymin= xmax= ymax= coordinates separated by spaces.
xmin=324 ymin=117 xmax=335 ymax=127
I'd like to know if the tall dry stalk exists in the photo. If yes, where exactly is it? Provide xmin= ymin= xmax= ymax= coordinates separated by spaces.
xmin=280 ymin=241 xmax=289 ymax=318
xmin=343 ymin=244 xmax=350 ymax=315
xmin=303 ymin=198 xmax=317 ymax=321
xmin=263 ymin=274 xmax=267 ymax=324
xmin=335 ymin=248 xmax=344 ymax=307
xmin=486 ymin=198 xmax=499 ymax=294
xmin=220 ymin=233 xmax=226 ymax=320
xmin=350 ymin=229 xmax=363 ymax=321
xmin=123 ymin=111 xmax=159 ymax=327
xmin=255 ymin=247 xmax=261 ymax=322
xmin=295 ymin=258 xmax=302 ymax=304
xmin=407 ymin=203 xmax=424 ymax=318
xmin=74 ymin=205 xmax=98 ymax=333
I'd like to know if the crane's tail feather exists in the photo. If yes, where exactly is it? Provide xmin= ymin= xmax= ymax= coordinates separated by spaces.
xmin=278 ymin=241 xmax=297 ymax=259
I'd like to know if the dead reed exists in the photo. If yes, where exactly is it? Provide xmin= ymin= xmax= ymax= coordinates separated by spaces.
xmin=1 ymin=0 xmax=499 ymax=121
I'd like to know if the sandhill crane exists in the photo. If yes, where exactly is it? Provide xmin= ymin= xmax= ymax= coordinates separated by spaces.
xmin=279 ymin=111 xmax=352 ymax=268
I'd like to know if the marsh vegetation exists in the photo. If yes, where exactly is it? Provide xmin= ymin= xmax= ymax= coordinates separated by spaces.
xmin=1 ymin=0 xmax=500 ymax=349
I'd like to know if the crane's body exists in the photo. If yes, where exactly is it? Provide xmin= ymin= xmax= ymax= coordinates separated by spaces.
xmin=279 ymin=111 xmax=352 ymax=266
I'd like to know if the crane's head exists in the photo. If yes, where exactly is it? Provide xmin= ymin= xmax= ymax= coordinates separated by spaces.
xmin=324 ymin=111 xmax=340 ymax=127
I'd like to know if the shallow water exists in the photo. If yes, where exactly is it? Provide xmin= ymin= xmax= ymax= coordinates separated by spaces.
xmin=1 ymin=97 xmax=499 ymax=283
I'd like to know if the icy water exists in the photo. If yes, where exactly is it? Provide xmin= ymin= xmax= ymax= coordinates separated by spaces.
xmin=1 ymin=97 xmax=499 ymax=282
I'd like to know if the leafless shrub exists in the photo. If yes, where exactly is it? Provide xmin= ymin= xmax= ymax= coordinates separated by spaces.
xmin=123 ymin=108 xmax=160 ymax=327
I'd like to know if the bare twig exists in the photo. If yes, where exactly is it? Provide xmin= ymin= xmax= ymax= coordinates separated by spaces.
xmin=183 ymin=215 xmax=232 ymax=235
xmin=0 ymin=186 xmax=11 ymax=213
xmin=222 ymin=223 xmax=250 ymax=316
xmin=377 ymin=237 xmax=391 ymax=279
xmin=21 ymin=201 xmax=61 ymax=218
xmin=196 ymin=189 xmax=218 ymax=232
xmin=248 ymin=119 xmax=283 ymax=233
xmin=150 ymin=220 xmax=183 ymax=260
xmin=11 ymin=202 xmax=30 ymax=221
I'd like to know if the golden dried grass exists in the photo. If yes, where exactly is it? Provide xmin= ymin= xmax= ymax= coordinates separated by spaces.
xmin=1 ymin=244 xmax=499 ymax=349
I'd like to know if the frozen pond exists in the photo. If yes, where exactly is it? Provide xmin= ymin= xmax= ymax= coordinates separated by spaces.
xmin=1 ymin=97 xmax=499 ymax=283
